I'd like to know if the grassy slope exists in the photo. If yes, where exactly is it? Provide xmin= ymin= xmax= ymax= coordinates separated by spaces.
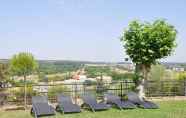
xmin=0 ymin=101 xmax=186 ymax=118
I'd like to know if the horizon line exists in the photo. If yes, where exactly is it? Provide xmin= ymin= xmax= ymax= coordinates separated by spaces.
xmin=0 ymin=58 xmax=186 ymax=64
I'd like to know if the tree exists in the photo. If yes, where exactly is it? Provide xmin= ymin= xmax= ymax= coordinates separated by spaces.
xmin=9 ymin=52 xmax=38 ymax=109
xmin=0 ymin=63 xmax=9 ymax=87
xmin=0 ymin=63 xmax=9 ymax=80
xmin=120 ymin=19 xmax=177 ymax=99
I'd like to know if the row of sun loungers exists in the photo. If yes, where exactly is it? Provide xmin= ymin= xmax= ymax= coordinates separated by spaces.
xmin=31 ymin=92 xmax=159 ymax=118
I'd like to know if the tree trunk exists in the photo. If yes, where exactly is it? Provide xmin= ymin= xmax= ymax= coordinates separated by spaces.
xmin=24 ymin=75 xmax=27 ymax=110
xmin=135 ymin=64 xmax=150 ymax=100
xmin=137 ymin=79 xmax=145 ymax=100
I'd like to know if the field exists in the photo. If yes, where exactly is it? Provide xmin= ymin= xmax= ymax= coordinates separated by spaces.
xmin=0 ymin=101 xmax=186 ymax=118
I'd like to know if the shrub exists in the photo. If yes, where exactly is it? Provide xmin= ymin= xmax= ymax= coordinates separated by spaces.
xmin=48 ymin=85 xmax=69 ymax=97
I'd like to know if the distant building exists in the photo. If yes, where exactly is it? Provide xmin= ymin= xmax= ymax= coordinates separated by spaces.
xmin=64 ymin=75 xmax=96 ymax=84
xmin=162 ymin=62 xmax=186 ymax=72
xmin=96 ymin=76 xmax=112 ymax=83
xmin=172 ymin=67 xmax=185 ymax=72
xmin=73 ymin=75 xmax=87 ymax=80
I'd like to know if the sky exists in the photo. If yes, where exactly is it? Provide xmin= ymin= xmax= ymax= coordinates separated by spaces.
xmin=0 ymin=0 xmax=186 ymax=62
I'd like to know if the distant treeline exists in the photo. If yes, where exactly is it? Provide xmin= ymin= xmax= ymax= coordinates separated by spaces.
xmin=85 ymin=66 xmax=135 ymax=80
xmin=38 ymin=61 xmax=84 ymax=74
xmin=1 ymin=59 xmax=186 ymax=76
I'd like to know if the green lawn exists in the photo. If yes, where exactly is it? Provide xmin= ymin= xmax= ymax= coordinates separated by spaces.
xmin=0 ymin=101 xmax=186 ymax=118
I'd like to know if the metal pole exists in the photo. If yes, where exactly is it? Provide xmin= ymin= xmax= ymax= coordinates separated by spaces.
xmin=24 ymin=75 xmax=27 ymax=110
xmin=75 ymin=83 xmax=77 ymax=104
xmin=120 ymin=81 xmax=123 ymax=100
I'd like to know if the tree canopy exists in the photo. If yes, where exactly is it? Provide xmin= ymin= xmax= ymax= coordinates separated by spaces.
xmin=121 ymin=19 xmax=177 ymax=81
xmin=10 ymin=52 xmax=38 ymax=76
xmin=121 ymin=19 xmax=177 ymax=68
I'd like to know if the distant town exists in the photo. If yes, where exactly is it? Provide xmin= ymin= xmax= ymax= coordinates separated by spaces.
xmin=1 ymin=59 xmax=186 ymax=91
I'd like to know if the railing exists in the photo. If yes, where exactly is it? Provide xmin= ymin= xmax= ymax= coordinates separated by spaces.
xmin=0 ymin=79 xmax=186 ymax=105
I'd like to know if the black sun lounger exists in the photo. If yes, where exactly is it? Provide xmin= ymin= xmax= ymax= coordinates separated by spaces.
xmin=31 ymin=96 xmax=55 ymax=118
xmin=82 ymin=94 xmax=110 ymax=112
xmin=104 ymin=93 xmax=136 ymax=109
xmin=126 ymin=92 xmax=159 ymax=109
xmin=56 ymin=94 xmax=81 ymax=114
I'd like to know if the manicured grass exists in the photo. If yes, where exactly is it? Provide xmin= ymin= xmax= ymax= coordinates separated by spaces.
xmin=0 ymin=101 xmax=186 ymax=118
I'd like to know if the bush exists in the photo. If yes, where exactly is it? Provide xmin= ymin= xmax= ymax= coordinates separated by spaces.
xmin=146 ymin=80 xmax=185 ymax=97
xmin=48 ymin=85 xmax=68 ymax=97
xmin=7 ymin=86 xmax=36 ymax=104
xmin=175 ymin=72 xmax=186 ymax=80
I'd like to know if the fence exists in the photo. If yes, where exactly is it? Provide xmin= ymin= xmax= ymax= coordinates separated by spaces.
xmin=0 ymin=79 xmax=186 ymax=106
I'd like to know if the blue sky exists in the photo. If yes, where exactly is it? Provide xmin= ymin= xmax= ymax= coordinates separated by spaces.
xmin=0 ymin=0 xmax=186 ymax=62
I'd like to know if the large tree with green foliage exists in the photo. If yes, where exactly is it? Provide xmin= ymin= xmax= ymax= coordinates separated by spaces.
xmin=0 ymin=63 xmax=9 ymax=81
xmin=120 ymin=19 xmax=177 ymax=99
xmin=0 ymin=63 xmax=9 ymax=88
xmin=10 ymin=52 xmax=38 ymax=109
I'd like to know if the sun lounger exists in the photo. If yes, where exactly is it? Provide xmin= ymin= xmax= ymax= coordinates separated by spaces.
xmin=56 ymin=93 xmax=81 ymax=114
xmin=105 ymin=93 xmax=136 ymax=109
xmin=82 ymin=94 xmax=110 ymax=112
xmin=127 ymin=92 xmax=159 ymax=109
xmin=31 ymin=96 xmax=55 ymax=118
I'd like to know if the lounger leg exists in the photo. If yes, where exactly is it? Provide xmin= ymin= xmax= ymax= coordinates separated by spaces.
xmin=34 ymin=113 xmax=38 ymax=118
xmin=91 ymin=107 xmax=95 ymax=112
xmin=31 ymin=108 xmax=38 ymax=118
xmin=62 ymin=110 xmax=64 ymax=114
xmin=88 ymin=105 xmax=95 ymax=112
xmin=115 ymin=104 xmax=122 ymax=110
xmin=83 ymin=103 xmax=95 ymax=112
